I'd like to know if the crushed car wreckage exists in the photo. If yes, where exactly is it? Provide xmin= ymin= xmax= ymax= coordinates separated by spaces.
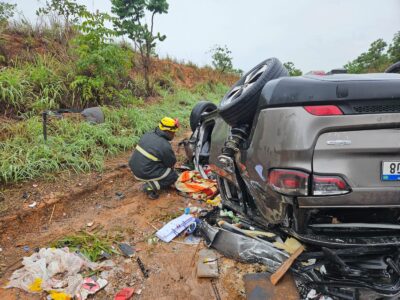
xmin=196 ymin=209 xmax=400 ymax=299
xmin=182 ymin=58 xmax=400 ymax=299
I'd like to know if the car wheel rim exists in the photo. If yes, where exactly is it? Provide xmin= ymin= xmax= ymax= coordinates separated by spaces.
xmin=221 ymin=64 xmax=268 ymax=106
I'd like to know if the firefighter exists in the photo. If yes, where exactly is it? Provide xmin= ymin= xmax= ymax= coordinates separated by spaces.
xmin=129 ymin=117 xmax=180 ymax=199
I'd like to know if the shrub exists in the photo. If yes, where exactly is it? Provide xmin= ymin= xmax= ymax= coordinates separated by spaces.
xmin=69 ymin=11 xmax=132 ymax=106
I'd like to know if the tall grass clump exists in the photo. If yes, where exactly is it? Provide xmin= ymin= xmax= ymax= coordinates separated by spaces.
xmin=27 ymin=55 xmax=67 ymax=111
xmin=0 ymin=67 xmax=31 ymax=113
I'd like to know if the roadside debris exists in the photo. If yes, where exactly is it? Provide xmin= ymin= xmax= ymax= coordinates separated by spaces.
xmin=118 ymin=243 xmax=135 ymax=258
xmin=184 ymin=206 xmax=201 ymax=214
xmin=114 ymin=287 xmax=135 ymax=300
xmin=79 ymin=277 xmax=108 ymax=299
xmin=175 ymin=170 xmax=218 ymax=200
xmin=6 ymin=248 xmax=103 ymax=298
xmin=206 ymin=195 xmax=222 ymax=207
xmin=220 ymin=209 xmax=240 ymax=223
xmin=194 ymin=204 xmax=400 ymax=298
xmin=197 ymin=249 xmax=219 ymax=278
xmin=198 ymin=220 xmax=288 ymax=272
xmin=136 ymin=257 xmax=149 ymax=278
xmin=270 ymin=245 xmax=305 ymax=286
xmin=155 ymin=214 xmax=195 ymax=242
xmin=147 ymin=236 xmax=159 ymax=245
xmin=22 ymin=191 xmax=29 ymax=200
xmin=115 ymin=192 xmax=125 ymax=201
xmin=273 ymin=238 xmax=302 ymax=255
xmin=28 ymin=201 xmax=37 ymax=208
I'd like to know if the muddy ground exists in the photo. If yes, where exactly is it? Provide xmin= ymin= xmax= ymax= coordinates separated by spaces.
xmin=0 ymin=142 xmax=265 ymax=299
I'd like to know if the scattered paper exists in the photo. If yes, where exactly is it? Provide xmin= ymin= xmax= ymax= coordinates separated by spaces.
xmin=156 ymin=214 xmax=195 ymax=243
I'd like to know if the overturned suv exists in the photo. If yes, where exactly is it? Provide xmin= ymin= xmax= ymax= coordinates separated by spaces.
xmin=185 ymin=58 xmax=400 ymax=297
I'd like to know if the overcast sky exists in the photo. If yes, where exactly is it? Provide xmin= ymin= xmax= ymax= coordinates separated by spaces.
xmin=9 ymin=0 xmax=400 ymax=73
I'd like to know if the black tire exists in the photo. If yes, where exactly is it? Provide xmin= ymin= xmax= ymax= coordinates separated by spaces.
xmin=385 ymin=62 xmax=400 ymax=73
xmin=189 ymin=101 xmax=217 ymax=132
xmin=219 ymin=58 xmax=288 ymax=127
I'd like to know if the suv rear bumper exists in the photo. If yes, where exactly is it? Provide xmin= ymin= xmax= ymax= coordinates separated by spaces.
xmin=287 ymin=228 xmax=400 ymax=247
xmin=298 ymin=187 xmax=400 ymax=208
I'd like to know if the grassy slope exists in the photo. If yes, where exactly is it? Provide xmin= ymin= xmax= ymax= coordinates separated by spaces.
xmin=0 ymin=21 xmax=237 ymax=184
xmin=0 ymin=84 xmax=228 ymax=184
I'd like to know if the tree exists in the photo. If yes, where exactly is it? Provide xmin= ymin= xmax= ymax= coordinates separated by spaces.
xmin=210 ymin=45 xmax=233 ymax=73
xmin=70 ymin=11 xmax=131 ymax=106
xmin=388 ymin=31 xmax=400 ymax=63
xmin=283 ymin=61 xmax=302 ymax=76
xmin=0 ymin=1 xmax=16 ymax=23
xmin=111 ymin=0 xmax=169 ymax=96
xmin=345 ymin=38 xmax=389 ymax=73
xmin=36 ymin=0 xmax=87 ymax=33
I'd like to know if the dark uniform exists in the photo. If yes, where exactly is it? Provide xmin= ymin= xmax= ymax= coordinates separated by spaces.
xmin=129 ymin=127 xmax=178 ymax=191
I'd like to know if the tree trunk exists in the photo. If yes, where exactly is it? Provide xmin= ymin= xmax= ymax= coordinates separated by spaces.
xmin=144 ymin=58 xmax=151 ymax=96
xmin=143 ymin=47 xmax=153 ymax=96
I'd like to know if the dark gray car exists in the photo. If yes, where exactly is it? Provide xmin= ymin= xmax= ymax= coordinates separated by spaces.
xmin=186 ymin=58 xmax=400 ymax=248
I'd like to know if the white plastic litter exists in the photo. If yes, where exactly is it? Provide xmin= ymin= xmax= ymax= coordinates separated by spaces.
xmin=7 ymin=248 xmax=99 ymax=297
xmin=156 ymin=214 xmax=195 ymax=242
xmin=28 ymin=201 xmax=37 ymax=208
xmin=306 ymin=289 xmax=333 ymax=300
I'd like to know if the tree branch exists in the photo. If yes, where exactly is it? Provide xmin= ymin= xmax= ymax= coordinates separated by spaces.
xmin=150 ymin=11 xmax=156 ymax=36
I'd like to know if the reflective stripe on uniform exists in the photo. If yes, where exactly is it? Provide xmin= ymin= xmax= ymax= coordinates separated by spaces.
xmin=136 ymin=145 xmax=159 ymax=162
xmin=134 ymin=168 xmax=172 ymax=183
xmin=153 ymin=181 xmax=161 ymax=190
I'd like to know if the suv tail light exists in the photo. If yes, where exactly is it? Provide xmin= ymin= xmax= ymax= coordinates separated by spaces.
xmin=268 ymin=169 xmax=309 ymax=196
xmin=312 ymin=175 xmax=350 ymax=196
xmin=304 ymin=105 xmax=343 ymax=116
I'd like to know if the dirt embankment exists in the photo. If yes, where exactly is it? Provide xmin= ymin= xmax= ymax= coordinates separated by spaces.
xmin=0 ymin=31 xmax=238 ymax=91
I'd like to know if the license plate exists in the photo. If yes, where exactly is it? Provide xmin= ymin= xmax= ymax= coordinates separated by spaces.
xmin=382 ymin=161 xmax=400 ymax=181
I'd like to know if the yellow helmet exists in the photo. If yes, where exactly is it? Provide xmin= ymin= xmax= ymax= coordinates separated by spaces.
xmin=159 ymin=117 xmax=180 ymax=132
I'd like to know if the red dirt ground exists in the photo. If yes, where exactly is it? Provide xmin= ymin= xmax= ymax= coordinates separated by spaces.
xmin=0 ymin=140 xmax=263 ymax=300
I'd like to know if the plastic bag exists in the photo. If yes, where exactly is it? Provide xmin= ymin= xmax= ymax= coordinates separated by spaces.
xmin=7 ymin=248 xmax=98 ymax=297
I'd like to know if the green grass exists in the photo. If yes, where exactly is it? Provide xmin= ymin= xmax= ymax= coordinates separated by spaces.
xmin=0 ymin=85 xmax=228 ymax=184
xmin=52 ymin=231 xmax=122 ymax=262
xmin=0 ymin=67 xmax=30 ymax=111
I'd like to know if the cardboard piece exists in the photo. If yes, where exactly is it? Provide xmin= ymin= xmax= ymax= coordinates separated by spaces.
xmin=197 ymin=249 xmax=219 ymax=278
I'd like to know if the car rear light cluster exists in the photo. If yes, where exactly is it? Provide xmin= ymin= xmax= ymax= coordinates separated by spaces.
xmin=268 ymin=169 xmax=350 ymax=196
xmin=268 ymin=169 xmax=309 ymax=196
xmin=312 ymin=175 xmax=350 ymax=195
xmin=304 ymin=105 xmax=343 ymax=116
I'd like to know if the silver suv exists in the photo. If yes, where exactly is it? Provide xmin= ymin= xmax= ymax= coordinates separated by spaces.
xmin=186 ymin=58 xmax=400 ymax=248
